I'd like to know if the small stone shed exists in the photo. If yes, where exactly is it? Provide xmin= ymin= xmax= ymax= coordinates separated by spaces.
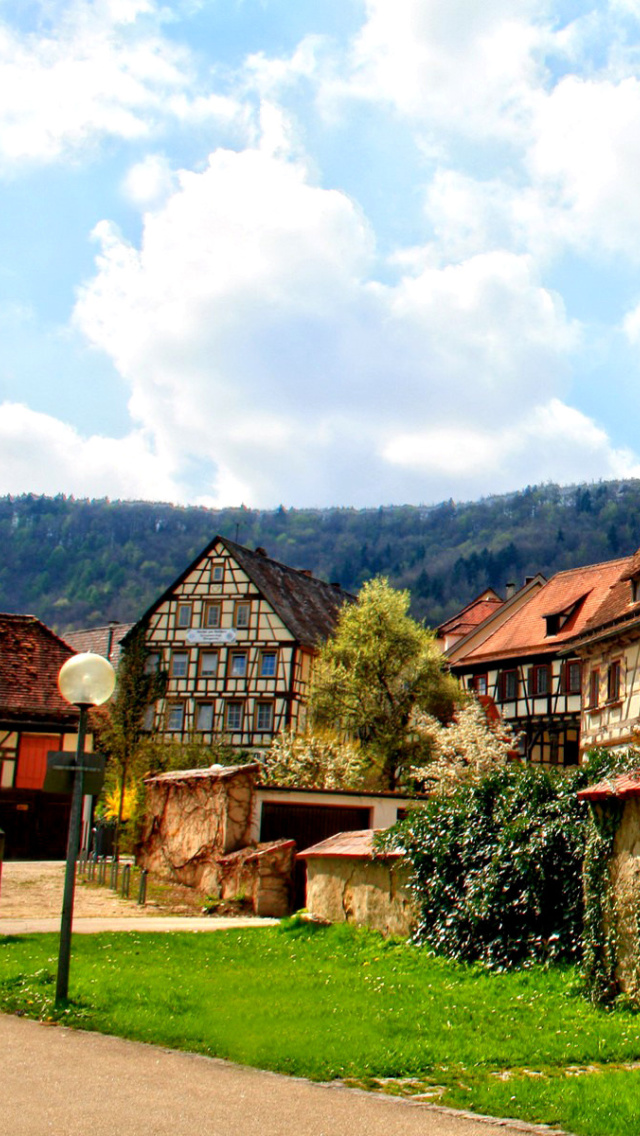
xmin=137 ymin=764 xmax=295 ymax=917
xmin=578 ymin=770 xmax=640 ymax=997
xmin=297 ymin=829 xmax=415 ymax=937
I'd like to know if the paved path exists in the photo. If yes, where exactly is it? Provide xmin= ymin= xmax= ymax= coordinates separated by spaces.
xmin=0 ymin=1014 xmax=566 ymax=1136
xmin=0 ymin=914 xmax=279 ymax=934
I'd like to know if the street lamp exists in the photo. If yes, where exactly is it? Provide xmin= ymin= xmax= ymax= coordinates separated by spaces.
xmin=55 ymin=652 xmax=116 ymax=1006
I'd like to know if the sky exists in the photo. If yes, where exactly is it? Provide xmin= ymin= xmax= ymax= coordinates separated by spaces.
xmin=3 ymin=1 xmax=640 ymax=509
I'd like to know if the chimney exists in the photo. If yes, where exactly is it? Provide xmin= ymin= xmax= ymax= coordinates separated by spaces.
xmin=524 ymin=575 xmax=535 ymax=585
xmin=255 ymin=547 xmax=267 ymax=557
xmin=505 ymin=582 xmax=516 ymax=599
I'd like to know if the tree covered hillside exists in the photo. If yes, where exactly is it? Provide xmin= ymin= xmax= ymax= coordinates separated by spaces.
xmin=2 ymin=480 xmax=640 ymax=634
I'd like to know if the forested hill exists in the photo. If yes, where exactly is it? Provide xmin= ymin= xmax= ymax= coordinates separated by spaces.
xmin=2 ymin=481 xmax=640 ymax=635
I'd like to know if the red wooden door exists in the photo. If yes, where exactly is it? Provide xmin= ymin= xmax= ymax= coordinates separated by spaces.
xmin=16 ymin=735 xmax=61 ymax=790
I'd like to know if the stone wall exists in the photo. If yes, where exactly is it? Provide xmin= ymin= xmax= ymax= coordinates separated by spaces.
xmin=305 ymin=856 xmax=415 ymax=937
xmin=137 ymin=765 xmax=257 ymax=891
xmin=608 ymin=798 xmax=640 ymax=997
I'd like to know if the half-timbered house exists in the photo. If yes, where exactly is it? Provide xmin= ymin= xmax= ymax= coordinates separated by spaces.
xmin=126 ymin=537 xmax=353 ymax=748
xmin=0 ymin=613 xmax=92 ymax=857
xmin=446 ymin=558 xmax=629 ymax=766
xmin=566 ymin=548 xmax=640 ymax=754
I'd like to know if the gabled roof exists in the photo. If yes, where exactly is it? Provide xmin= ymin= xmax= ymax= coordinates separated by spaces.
xmin=64 ymin=622 xmax=134 ymax=666
xmin=451 ymin=557 xmax=630 ymax=666
xmin=128 ymin=536 xmax=354 ymax=650
xmin=437 ymin=589 xmax=503 ymax=639
xmin=0 ymin=613 xmax=78 ymax=725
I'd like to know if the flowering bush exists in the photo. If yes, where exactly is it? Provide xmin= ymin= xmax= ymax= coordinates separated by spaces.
xmin=410 ymin=699 xmax=518 ymax=793
xmin=259 ymin=729 xmax=374 ymax=790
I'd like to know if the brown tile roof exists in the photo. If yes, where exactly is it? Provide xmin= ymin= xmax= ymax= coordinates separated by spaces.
xmin=578 ymin=771 xmax=640 ymax=802
xmin=64 ymin=622 xmax=134 ymax=666
xmin=225 ymin=539 xmax=353 ymax=647
xmin=296 ymin=829 xmax=404 ymax=860
xmin=453 ymin=557 xmax=630 ymax=665
xmin=130 ymin=536 xmax=354 ymax=651
xmin=144 ymin=763 xmax=261 ymax=785
xmin=0 ymin=613 xmax=79 ymax=725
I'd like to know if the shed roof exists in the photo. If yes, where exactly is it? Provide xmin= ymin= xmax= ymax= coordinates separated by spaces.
xmin=144 ymin=763 xmax=260 ymax=785
xmin=297 ymin=829 xmax=404 ymax=860
xmin=0 ymin=612 xmax=78 ymax=725
xmin=578 ymin=771 xmax=640 ymax=802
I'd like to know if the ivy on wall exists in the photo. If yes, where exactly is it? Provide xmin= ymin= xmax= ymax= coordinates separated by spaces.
xmin=383 ymin=749 xmax=640 ymax=982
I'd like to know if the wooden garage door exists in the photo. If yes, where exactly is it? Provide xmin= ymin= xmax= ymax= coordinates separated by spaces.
xmin=15 ymin=735 xmax=61 ymax=790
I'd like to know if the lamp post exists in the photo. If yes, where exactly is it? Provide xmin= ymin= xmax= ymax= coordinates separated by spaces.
xmin=56 ymin=652 xmax=116 ymax=1006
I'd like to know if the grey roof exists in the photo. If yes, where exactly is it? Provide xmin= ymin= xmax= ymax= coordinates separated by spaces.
xmin=64 ymin=622 xmax=134 ymax=666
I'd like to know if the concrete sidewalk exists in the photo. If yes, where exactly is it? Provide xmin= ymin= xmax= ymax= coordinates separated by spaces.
xmin=0 ymin=915 xmax=279 ymax=934
xmin=0 ymin=1014 xmax=566 ymax=1136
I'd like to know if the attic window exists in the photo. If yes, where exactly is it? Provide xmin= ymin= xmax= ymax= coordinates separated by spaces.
xmin=633 ymin=579 xmax=640 ymax=604
xmin=545 ymin=614 xmax=561 ymax=636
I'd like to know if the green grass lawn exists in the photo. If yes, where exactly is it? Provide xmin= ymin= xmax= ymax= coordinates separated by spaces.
xmin=2 ymin=918 xmax=640 ymax=1136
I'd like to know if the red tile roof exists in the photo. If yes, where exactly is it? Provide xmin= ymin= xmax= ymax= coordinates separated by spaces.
xmin=578 ymin=771 xmax=640 ymax=802
xmin=0 ymin=613 xmax=79 ymax=725
xmin=296 ymin=829 xmax=404 ymax=860
xmin=438 ymin=590 xmax=504 ymax=639
xmin=454 ymin=557 xmax=630 ymax=665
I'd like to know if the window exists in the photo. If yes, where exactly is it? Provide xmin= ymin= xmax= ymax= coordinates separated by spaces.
xmin=499 ymin=670 xmax=518 ymax=702
xmin=176 ymin=603 xmax=192 ymax=628
xmin=530 ymin=665 xmax=550 ymax=696
xmin=196 ymin=703 xmax=214 ymax=732
xmin=230 ymin=652 xmax=247 ymax=677
xmin=260 ymin=651 xmax=277 ymax=678
xmin=472 ymin=674 xmax=488 ymax=695
xmin=144 ymin=652 xmax=160 ymax=674
xmin=167 ymin=703 xmax=184 ymax=732
xmin=225 ymin=702 xmax=243 ymax=731
xmin=564 ymin=660 xmax=582 ymax=694
xmin=212 ymin=563 xmax=224 ymax=582
xmin=171 ymin=651 xmax=189 ymax=678
xmin=589 ymin=668 xmax=600 ymax=709
xmin=204 ymin=602 xmax=221 ymax=629
xmin=199 ymin=651 xmax=219 ymax=677
xmin=234 ymin=601 xmax=250 ymax=629
xmin=255 ymin=702 xmax=274 ymax=731
xmin=143 ymin=705 xmax=155 ymax=731
xmin=607 ymin=660 xmax=622 ymax=703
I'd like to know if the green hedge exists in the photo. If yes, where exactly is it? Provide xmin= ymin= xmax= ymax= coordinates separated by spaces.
xmin=387 ymin=753 xmax=640 ymax=972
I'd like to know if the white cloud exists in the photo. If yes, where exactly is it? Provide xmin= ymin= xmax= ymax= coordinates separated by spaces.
xmin=121 ymin=153 xmax=175 ymax=206
xmin=384 ymin=399 xmax=640 ymax=490
xmin=341 ymin=0 xmax=551 ymax=141
xmin=0 ymin=0 xmax=245 ymax=169
xmin=67 ymin=139 xmax=625 ymax=507
xmin=0 ymin=401 xmax=182 ymax=501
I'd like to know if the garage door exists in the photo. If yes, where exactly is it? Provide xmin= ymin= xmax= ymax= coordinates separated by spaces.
xmin=260 ymin=801 xmax=371 ymax=910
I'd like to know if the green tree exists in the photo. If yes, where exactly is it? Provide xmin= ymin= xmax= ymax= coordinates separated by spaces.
xmin=98 ymin=624 xmax=166 ymax=854
xmin=310 ymin=577 xmax=461 ymax=789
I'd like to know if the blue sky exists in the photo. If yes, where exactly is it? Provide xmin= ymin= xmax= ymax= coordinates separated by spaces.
xmin=2 ymin=0 xmax=640 ymax=508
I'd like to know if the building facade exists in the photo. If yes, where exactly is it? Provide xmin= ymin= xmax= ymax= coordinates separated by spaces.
xmin=446 ymin=559 xmax=629 ymax=766
xmin=126 ymin=536 xmax=353 ymax=749
xmin=0 ymin=613 xmax=92 ymax=857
